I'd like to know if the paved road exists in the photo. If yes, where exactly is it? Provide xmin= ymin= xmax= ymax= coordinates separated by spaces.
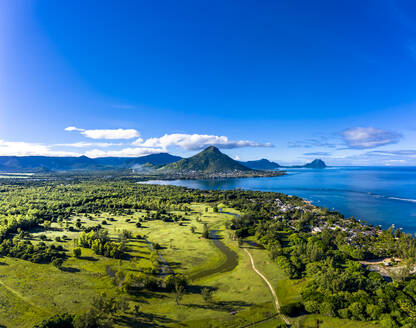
xmin=244 ymin=248 xmax=290 ymax=325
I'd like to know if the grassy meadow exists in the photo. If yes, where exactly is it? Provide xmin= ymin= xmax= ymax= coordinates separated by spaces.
xmin=0 ymin=202 xmax=380 ymax=328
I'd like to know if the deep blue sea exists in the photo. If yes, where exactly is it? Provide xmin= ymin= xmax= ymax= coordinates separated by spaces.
xmin=143 ymin=167 xmax=416 ymax=233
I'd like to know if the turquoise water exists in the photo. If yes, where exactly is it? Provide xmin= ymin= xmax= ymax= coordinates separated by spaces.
xmin=143 ymin=167 xmax=416 ymax=233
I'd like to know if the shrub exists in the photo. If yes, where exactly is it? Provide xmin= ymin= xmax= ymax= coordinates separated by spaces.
xmin=73 ymin=248 xmax=81 ymax=258
xmin=52 ymin=258 xmax=64 ymax=269
xmin=319 ymin=302 xmax=335 ymax=317
xmin=36 ymin=313 xmax=74 ymax=328
xmin=280 ymin=302 xmax=305 ymax=317
xmin=304 ymin=300 xmax=320 ymax=313
xmin=165 ymin=274 xmax=188 ymax=291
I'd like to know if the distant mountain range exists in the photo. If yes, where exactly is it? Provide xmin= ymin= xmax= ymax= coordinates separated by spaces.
xmin=239 ymin=158 xmax=327 ymax=170
xmin=238 ymin=159 xmax=281 ymax=170
xmin=0 ymin=147 xmax=326 ymax=173
xmin=0 ymin=153 xmax=182 ymax=172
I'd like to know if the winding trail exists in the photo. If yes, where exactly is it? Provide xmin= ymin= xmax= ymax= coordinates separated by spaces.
xmin=244 ymin=248 xmax=290 ymax=325
xmin=219 ymin=209 xmax=290 ymax=324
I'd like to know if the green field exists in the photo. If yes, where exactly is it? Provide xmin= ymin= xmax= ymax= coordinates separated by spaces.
xmin=0 ymin=202 xmax=380 ymax=327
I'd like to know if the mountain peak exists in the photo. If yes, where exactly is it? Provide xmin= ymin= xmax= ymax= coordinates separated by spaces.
xmin=160 ymin=146 xmax=251 ymax=173
xmin=304 ymin=159 xmax=327 ymax=168
xmin=203 ymin=146 xmax=221 ymax=153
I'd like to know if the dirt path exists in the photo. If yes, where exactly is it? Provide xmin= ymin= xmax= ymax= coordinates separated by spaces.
xmin=244 ymin=248 xmax=290 ymax=325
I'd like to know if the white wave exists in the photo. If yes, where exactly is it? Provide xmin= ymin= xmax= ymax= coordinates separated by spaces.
xmin=388 ymin=197 xmax=416 ymax=203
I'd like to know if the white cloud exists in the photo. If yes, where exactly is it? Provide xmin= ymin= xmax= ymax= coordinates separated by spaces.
xmin=85 ymin=147 xmax=164 ymax=158
xmin=341 ymin=127 xmax=402 ymax=149
xmin=133 ymin=133 xmax=273 ymax=150
xmin=64 ymin=126 xmax=84 ymax=132
xmin=0 ymin=140 xmax=80 ymax=157
xmin=65 ymin=126 xmax=140 ymax=139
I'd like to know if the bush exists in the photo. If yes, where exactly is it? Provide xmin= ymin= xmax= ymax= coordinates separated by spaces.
xmin=338 ymin=308 xmax=350 ymax=319
xmin=36 ymin=313 xmax=74 ymax=328
xmin=165 ymin=274 xmax=188 ymax=291
xmin=280 ymin=302 xmax=305 ymax=317
xmin=304 ymin=300 xmax=320 ymax=313
xmin=152 ymin=242 xmax=161 ymax=250
xmin=52 ymin=258 xmax=64 ymax=269
xmin=73 ymin=248 xmax=81 ymax=258
xmin=319 ymin=302 xmax=336 ymax=317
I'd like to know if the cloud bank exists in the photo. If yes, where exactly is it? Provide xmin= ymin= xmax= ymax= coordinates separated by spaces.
xmin=133 ymin=133 xmax=273 ymax=150
xmin=0 ymin=140 xmax=80 ymax=157
xmin=65 ymin=127 xmax=140 ymax=140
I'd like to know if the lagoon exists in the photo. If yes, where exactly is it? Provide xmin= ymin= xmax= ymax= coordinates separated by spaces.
xmin=143 ymin=166 xmax=416 ymax=233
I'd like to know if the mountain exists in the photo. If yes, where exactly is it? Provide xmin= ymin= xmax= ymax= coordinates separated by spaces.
xmin=160 ymin=146 xmax=252 ymax=173
xmin=238 ymin=159 xmax=280 ymax=170
xmin=0 ymin=153 xmax=182 ymax=172
xmin=94 ymin=153 xmax=182 ymax=168
xmin=303 ymin=159 xmax=327 ymax=168
xmin=0 ymin=155 xmax=97 ymax=172
xmin=284 ymin=159 xmax=327 ymax=168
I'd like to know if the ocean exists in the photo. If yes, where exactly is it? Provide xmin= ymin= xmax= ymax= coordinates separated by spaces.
xmin=143 ymin=166 xmax=416 ymax=233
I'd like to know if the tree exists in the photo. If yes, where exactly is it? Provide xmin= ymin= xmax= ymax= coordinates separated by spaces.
xmin=165 ymin=274 xmax=188 ymax=291
xmin=190 ymin=226 xmax=196 ymax=234
xmin=133 ymin=304 xmax=140 ymax=315
xmin=237 ymin=237 xmax=243 ymax=248
xmin=36 ymin=313 xmax=74 ymax=328
xmin=202 ymin=223 xmax=210 ymax=239
xmin=73 ymin=248 xmax=82 ymax=258
xmin=52 ymin=258 xmax=64 ymax=269
xmin=201 ymin=287 xmax=213 ymax=304
xmin=174 ymin=282 xmax=185 ymax=305
xmin=348 ymin=302 xmax=365 ymax=321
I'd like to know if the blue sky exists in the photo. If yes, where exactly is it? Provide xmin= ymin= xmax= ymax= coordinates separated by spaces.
xmin=1 ymin=0 xmax=416 ymax=165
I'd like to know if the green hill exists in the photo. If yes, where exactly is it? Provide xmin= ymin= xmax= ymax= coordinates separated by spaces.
xmin=239 ymin=158 xmax=281 ymax=170
xmin=160 ymin=146 xmax=252 ymax=173
xmin=0 ymin=153 xmax=181 ymax=172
